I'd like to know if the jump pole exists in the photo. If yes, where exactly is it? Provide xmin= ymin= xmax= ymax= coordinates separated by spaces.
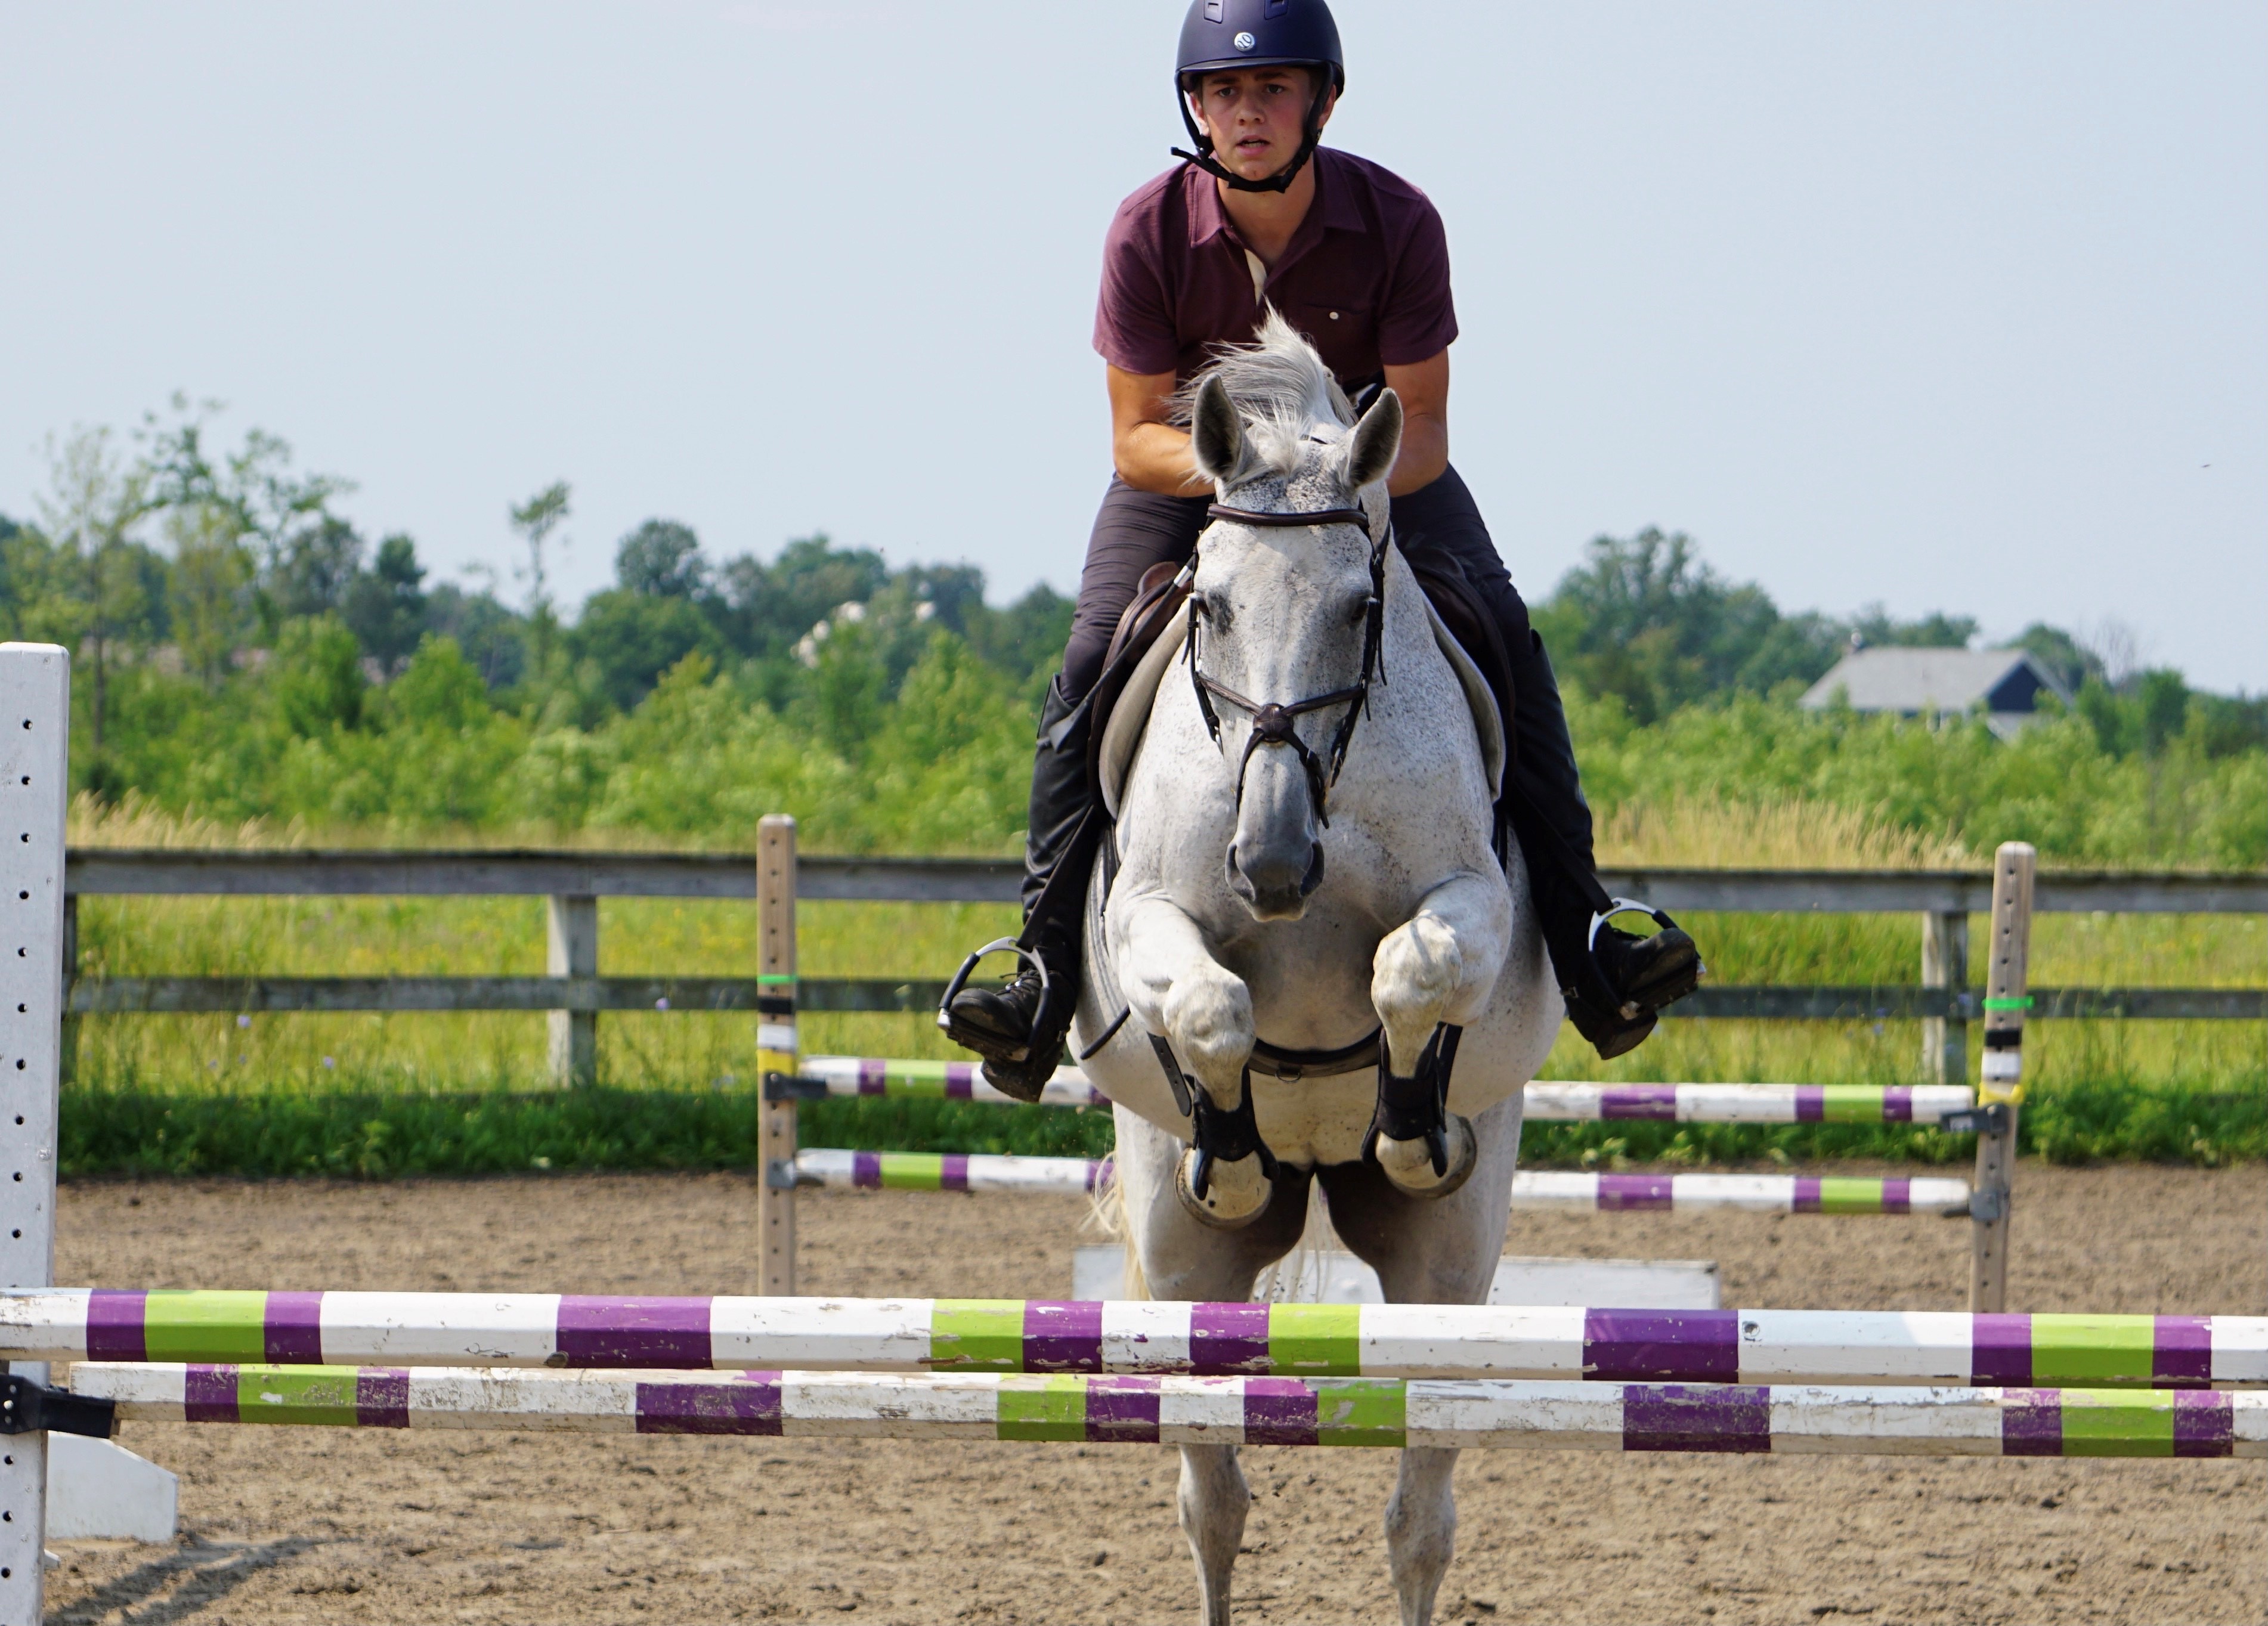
xmin=788 ymin=1150 xmax=1973 ymax=1215
xmin=0 ymin=646 xmax=69 ymax=1626
xmin=1970 ymin=841 xmax=2035 ymax=1313
xmin=61 ymin=1364 xmax=2268 ymax=1458
xmin=10 ymin=1291 xmax=2263 ymax=1386
xmin=756 ymin=816 xmax=798 ymax=1296
xmin=782 ymin=1063 xmax=1979 ymax=1127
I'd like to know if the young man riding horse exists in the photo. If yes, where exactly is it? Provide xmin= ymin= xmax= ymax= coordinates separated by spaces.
xmin=945 ymin=0 xmax=1700 ymax=1098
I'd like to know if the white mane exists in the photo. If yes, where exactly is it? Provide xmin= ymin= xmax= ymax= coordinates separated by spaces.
xmin=1171 ymin=308 xmax=1356 ymax=480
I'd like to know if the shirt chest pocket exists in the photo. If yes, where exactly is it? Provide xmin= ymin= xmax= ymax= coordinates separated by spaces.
xmin=1277 ymin=297 xmax=1370 ymax=333
xmin=1276 ymin=301 xmax=1378 ymax=391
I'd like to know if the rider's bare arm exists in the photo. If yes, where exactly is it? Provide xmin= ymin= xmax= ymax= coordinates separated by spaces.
xmin=1381 ymin=349 xmax=1448 ymax=496
xmin=1112 ymin=349 xmax=1451 ymax=499
xmin=1108 ymin=364 xmax=1212 ymax=497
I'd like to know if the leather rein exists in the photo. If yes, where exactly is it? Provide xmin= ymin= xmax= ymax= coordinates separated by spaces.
xmin=1185 ymin=501 xmax=1389 ymax=829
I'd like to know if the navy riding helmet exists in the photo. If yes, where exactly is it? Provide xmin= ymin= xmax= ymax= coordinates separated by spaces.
xmin=1171 ymin=0 xmax=1344 ymax=194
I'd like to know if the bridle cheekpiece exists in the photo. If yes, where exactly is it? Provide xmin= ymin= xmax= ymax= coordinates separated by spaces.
xmin=1184 ymin=497 xmax=1390 ymax=828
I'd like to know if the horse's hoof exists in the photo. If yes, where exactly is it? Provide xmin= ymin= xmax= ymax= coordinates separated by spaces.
xmin=1375 ymin=1112 xmax=1478 ymax=1199
xmin=1175 ymin=1148 xmax=1273 ymax=1229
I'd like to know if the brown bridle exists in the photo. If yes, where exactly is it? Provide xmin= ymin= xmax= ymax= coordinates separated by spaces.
xmin=1185 ymin=500 xmax=1390 ymax=829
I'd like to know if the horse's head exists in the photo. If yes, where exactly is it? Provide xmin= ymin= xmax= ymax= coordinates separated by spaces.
xmin=1182 ymin=317 xmax=1403 ymax=922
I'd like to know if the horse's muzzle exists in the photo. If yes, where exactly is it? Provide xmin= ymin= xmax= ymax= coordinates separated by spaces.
xmin=1226 ymin=837 xmax=1326 ymax=920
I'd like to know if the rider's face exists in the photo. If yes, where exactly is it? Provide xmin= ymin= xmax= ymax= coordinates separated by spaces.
xmin=1191 ymin=67 xmax=1333 ymax=182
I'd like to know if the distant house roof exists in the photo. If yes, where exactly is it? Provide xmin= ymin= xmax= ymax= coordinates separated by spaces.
xmin=1799 ymin=648 xmax=2072 ymax=733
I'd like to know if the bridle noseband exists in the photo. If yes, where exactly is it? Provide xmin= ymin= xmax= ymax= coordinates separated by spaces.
xmin=1186 ymin=499 xmax=1389 ymax=828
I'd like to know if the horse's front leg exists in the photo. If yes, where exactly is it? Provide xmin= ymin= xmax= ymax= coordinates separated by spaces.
xmin=1115 ymin=891 xmax=1274 ymax=1227
xmin=1368 ymin=870 xmax=1511 ymax=1196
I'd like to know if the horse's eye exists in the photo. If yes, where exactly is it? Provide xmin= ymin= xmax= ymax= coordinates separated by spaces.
xmin=1348 ymin=594 xmax=1376 ymax=626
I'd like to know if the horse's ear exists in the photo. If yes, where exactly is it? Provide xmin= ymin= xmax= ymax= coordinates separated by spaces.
xmin=1344 ymin=388 xmax=1403 ymax=492
xmin=1190 ymin=375 xmax=1243 ymax=485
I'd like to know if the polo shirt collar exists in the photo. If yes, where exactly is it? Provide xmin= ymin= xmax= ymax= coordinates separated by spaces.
xmin=1184 ymin=147 xmax=1360 ymax=251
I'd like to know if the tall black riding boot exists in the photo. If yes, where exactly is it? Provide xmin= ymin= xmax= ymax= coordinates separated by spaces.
xmin=941 ymin=675 xmax=1094 ymax=1100
xmin=1502 ymin=633 xmax=1703 ymax=1060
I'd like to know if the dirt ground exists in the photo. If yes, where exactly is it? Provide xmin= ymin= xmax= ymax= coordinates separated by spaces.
xmin=39 ymin=1163 xmax=2268 ymax=1626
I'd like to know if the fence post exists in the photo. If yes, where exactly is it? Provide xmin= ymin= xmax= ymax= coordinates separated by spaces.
xmin=755 ymin=816 xmax=798 ymax=1296
xmin=1 ymin=645 xmax=70 ymax=1626
xmin=546 ymin=894 xmax=598 ymax=1088
xmin=1920 ymin=908 xmax=1968 ymax=1086
xmin=1969 ymin=841 xmax=2035 ymax=1314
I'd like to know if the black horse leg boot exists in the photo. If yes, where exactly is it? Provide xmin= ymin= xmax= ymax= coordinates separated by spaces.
xmin=943 ymin=676 xmax=1091 ymax=1101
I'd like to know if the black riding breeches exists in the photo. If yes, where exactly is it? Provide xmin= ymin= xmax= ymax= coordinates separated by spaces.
xmin=1030 ymin=465 xmax=1607 ymax=988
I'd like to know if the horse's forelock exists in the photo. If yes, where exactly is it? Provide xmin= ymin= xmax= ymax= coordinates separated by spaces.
xmin=1172 ymin=309 xmax=1354 ymax=487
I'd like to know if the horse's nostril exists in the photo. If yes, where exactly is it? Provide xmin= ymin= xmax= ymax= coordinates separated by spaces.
xmin=1299 ymin=843 xmax=1326 ymax=896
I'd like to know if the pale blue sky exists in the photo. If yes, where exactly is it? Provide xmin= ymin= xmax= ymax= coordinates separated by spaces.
xmin=4 ymin=1 xmax=2262 ymax=689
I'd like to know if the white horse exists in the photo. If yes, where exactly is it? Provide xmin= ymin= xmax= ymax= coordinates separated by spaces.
xmin=1073 ymin=315 xmax=1562 ymax=1626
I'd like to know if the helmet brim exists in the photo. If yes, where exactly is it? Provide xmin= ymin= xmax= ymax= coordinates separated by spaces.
xmin=1179 ymin=57 xmax=1344 ymax=89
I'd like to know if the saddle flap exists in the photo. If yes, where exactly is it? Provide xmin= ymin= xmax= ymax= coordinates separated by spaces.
xmin=1419 ymin=587 xmax=1506 ymax=797
xmin=1099 ymin=599 xmax=1193 ymax=819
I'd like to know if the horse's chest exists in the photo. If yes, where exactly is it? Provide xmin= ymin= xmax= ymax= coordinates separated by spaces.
xmin=1249 ymin=1070 xmax=1379 ymax=1168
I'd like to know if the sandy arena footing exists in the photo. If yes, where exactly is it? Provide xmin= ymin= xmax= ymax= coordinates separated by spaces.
xmin=40 ymin=1163 xmax=2268 ymax=1625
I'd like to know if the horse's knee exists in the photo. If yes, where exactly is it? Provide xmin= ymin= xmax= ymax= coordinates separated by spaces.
xmin=1161 ymin=966 xmax=1255 ymax=1095
xmin=1371 ymin=916 xmax=1463 ymax=1071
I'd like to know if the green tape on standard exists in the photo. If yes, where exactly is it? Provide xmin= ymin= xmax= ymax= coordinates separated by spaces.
xmin=756 ymin=975 xmax=797 ymax=986
xmin=1982 ymin=997 xmax=2032 ymax=1011
xmin=1815 ymin=1179 xmax=1888 ymax=1215
xmin=1269 ymin=1303 xmax=1363 ymax=1376
xmin=997 ymin=1374 xmax=1087 ymax=1442
xmin=2031 ymin=1316 xmax=2156 ymax=1387
xmin=930 ymin=1300 xmax=1025 ymax=1371
xmin=236 ymin=1365 xmax=361 ymax=1427
xmin=143 ymin=1291 xmax=270 ymax=1363
xmin=1314 ymin=1379 xmax=1407 ymax=1448
xmin=2056 ymin=1388 xmax=2175 ymax=1457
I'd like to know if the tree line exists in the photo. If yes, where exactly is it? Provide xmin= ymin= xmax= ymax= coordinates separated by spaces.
xmin=2 ymin=403 xmax=2258 ymax=862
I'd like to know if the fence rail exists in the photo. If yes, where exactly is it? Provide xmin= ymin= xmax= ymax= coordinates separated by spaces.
xmin=63 ymin=976 xmax=2266 ymax=1022
xmin=57 ymin=848 xmax=2267 ymax=1088
xmin=60 ymin=849 xmax=2268 ymax=913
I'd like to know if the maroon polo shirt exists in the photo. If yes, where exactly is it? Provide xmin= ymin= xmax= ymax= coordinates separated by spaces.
xmin=1094 ymin=146 xmax=1457 ymax=390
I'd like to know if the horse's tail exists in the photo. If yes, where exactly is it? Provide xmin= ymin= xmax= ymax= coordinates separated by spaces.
xmin=1083 ymin=1153 xmax=1150 ymax=1300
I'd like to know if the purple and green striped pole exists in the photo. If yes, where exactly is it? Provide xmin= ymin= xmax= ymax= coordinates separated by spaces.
xmin=791 ymin=1063 xmax=1975 ymax=1127
xmin=1519 ymin=1082 xmax=1975 ymax=1125
xmin=1507 ymin=1170 xmax=1973 ymax=1214
xmin=12 ymin=1291 xmax=2262 ymax=1387
xmin=65 ymin=1364 xmax=2268 ymax=1458
xmin=792 ymin=1148 xmax=1110 ymax=1195
xmin=794 ymin=1057 xmax=1107 ymax=1108
xmin=787 ymin=1151 xmax=1970 ymax=1215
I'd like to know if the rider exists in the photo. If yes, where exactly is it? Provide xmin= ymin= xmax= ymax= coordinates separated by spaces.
xmin=946 ymin=0 xmax=1700 ymax=1098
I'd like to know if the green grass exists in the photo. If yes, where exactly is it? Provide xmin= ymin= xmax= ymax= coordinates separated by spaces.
xmin=59 ymin=1074 xmax=2263 ymax=1182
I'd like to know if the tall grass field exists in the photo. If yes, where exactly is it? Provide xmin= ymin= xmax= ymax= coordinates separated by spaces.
xmin=61 ymin=797 xmax=2265 ymax=1178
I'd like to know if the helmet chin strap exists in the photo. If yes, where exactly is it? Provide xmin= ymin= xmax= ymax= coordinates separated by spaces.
xmin=1171 ymin=76 xmax=1333 ymax=195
